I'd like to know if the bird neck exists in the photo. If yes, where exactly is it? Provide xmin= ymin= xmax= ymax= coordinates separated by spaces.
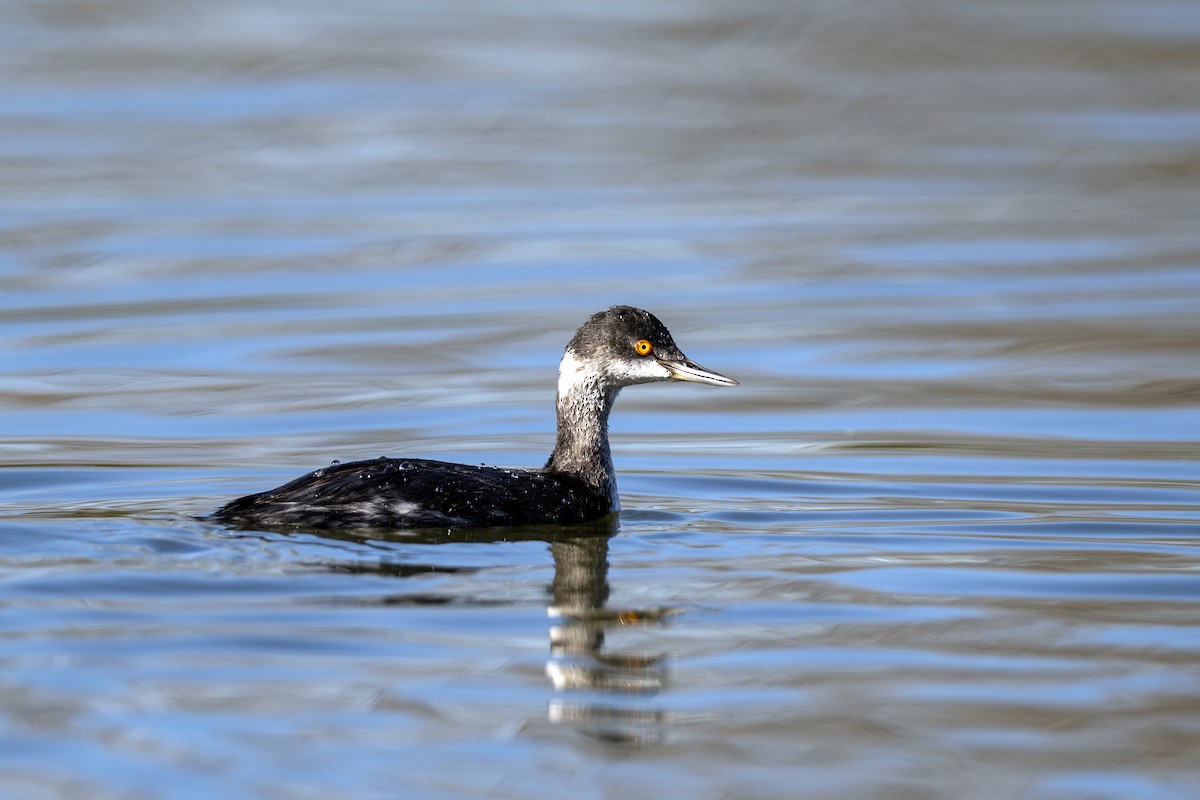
xmin=545 ymin=351 xmax=620 ymax=496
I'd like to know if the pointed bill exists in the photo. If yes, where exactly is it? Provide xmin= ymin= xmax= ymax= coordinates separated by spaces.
xmin=657 ymin=358 xmax=739 ymax=386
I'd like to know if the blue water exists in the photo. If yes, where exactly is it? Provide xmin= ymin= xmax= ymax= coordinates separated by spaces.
xmin=2 ymin=1 xmax=1199 ymax=799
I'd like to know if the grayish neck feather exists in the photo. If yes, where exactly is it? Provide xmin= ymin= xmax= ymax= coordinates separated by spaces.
xmin=545 ymin=349 xmax=620 ymax=507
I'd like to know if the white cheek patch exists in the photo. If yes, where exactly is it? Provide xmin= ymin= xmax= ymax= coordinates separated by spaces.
xmin=558 ymin=348 xmax=672 ymax=396
xmin=617 ymin=357 xmax=673 ymax=385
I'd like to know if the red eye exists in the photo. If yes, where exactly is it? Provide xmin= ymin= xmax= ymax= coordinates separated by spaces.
xmin=634 ymin=339 xmax=653 ymax=356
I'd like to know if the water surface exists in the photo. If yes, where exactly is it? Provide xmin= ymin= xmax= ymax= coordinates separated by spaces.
xmin=1 ymin=1 xmax=1199 ymax=798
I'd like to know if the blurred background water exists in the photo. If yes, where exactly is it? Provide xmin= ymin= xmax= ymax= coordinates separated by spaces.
xmin=2 ymin=0 xmax=1199 ymax=798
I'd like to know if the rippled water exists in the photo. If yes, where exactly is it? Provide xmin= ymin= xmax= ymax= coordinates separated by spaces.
xmin=2 ymin=1 xmax=1199 ymax=798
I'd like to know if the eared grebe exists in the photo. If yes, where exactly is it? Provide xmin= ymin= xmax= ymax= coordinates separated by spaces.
xmin=213 ymin=306 xmax=737 ymax=530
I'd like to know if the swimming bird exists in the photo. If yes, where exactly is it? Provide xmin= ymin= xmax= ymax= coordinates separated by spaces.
xmin=213 ymin=306 xmax=736 ymax=530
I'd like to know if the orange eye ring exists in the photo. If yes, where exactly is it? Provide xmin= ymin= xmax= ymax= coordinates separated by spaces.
xmin=634 ymin=339 xmax=654 ymax=357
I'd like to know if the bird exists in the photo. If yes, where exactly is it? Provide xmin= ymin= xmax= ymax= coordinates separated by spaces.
xmin=212 ymin=305 xmax=736 ymax=530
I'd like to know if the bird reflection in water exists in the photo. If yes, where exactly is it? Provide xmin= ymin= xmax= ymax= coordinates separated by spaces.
xmin=290 ymin=517 xmax=671 ymax=746
xmin=543 ymin=521 xmax=674 ymax=747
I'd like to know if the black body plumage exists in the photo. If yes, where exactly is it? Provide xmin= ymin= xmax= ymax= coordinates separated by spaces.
xmin=214 ymin=457 xmax=612 ymax=529
xmin=212 ymin=306 xmax=736 ymax=531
